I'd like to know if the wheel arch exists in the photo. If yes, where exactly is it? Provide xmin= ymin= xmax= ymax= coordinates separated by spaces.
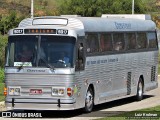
xmin=89 ymin=84 xmax=95 ymax=99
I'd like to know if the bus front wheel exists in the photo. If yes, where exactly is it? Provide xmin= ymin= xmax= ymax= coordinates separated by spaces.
xmin=136 ymin=78 xmax=143 ymax=101
xmin=84 ymin=87 xmax=94 ymax=112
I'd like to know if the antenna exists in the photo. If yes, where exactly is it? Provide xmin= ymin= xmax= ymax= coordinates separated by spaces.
xmin=31 ymin=0 xmax=34 ymax=18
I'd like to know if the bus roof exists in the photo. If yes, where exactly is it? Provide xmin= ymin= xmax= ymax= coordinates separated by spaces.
xmin=15 ymin=14 xmax=156 ymax=36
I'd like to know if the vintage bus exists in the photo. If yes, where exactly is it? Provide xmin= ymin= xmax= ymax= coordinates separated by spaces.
xmin=4 ymin=14 xmax=158 ymax=112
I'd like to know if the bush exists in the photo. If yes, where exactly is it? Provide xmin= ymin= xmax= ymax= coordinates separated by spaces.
xmin=0 ymin=35 xmax=8 ymax=68
xmin=0 ymin=68 xmax=4 ymax=83
xmin=0 ymin=11 xmax=24 ymax=35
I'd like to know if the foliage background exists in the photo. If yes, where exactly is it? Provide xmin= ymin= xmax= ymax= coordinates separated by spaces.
xmin=0 ymin=0 xmax=159 ymax=83
xmin=59 ymin=0 xmax=146 ymax=16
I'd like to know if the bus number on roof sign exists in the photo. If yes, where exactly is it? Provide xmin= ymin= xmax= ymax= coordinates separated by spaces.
xmin=13 ymin=29 xmax=23 ymax=34
xmin=57 ymin=29 xmax=68 ymax=35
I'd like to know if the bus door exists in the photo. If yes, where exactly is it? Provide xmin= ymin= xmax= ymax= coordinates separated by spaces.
xmin=75 ymin=38 xmax=86 ymax=107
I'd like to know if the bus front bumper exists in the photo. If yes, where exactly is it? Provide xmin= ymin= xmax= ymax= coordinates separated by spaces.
xmin=5 ymin=98 xmax=76 ymax=110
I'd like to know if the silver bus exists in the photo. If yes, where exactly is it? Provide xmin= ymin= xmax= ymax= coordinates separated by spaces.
xmin=5 ymin=14 xmax=158 ymax=112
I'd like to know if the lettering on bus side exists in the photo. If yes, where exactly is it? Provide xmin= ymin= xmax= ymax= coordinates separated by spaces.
xmin=87 ymin=58 xmax=118 ymax=65
xmin=27 ymin=69 xmax=46 ymax=73
xmin=115 ymin=22 xmax=131 ymax=29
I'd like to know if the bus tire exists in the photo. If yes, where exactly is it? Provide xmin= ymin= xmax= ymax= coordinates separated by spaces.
xmin=136 ymin=78 xmax=143 ymax=101
xmin=84 ymin=87 xmax=94 ymax=112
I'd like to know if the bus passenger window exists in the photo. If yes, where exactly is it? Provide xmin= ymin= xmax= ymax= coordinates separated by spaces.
xmin=137 ymin=33 xmax=147 ymax=49
xmin=126 ymin=33 xmax=136 ymax=50
xmin=100 ymin=34 xmax=112 ymax=52
xmin=113 ymin=33 xmax=125 ymax=51
xmin=86 ymin=34 xmax=99 ymax=53
xmin=148 ymin=32 xmax=158 ymax=48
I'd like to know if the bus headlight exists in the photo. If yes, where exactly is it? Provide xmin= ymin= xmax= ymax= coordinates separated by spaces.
xmin=52 ymin=87 xmax=65 ymax=96
xmin=9 ymin=87 xmax=21 ymax=96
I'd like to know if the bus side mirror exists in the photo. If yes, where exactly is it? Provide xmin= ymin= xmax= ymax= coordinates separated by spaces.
xmin=75 ymin=42 xmax=85 ymax=71
xmin=78 ymin=47 xmax=83 ymax=59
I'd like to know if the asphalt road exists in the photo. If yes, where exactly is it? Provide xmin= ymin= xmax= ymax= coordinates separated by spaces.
xmin=0 ymin=79 xmax=160 ymax=120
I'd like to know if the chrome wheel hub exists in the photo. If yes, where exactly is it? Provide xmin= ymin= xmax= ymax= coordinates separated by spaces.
xmin=138 ymin=82 xmax=143 ymax=96
xmin=86 ymin=91 xmax=93 ymax=108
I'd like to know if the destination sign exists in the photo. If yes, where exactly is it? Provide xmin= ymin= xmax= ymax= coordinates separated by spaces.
xmin=24 ymin=29 xmax=56 ymax=34
xmin=24 ymin=29 xmax=68 ymax=35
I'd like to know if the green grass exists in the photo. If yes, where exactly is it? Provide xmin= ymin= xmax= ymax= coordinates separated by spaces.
xmin=99 ymin=105 xmax=160 ymax=120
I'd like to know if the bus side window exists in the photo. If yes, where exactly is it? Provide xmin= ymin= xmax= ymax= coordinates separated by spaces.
xmin=126 ymin=33 xmax=136 ymax=50
xmin=86 ymin=34 xmax=99 ymax=53
xmin=137 ymin=33 xmax=147 ymax=49
xmin=100 ymin=33 xmax=113 ymax=52
xmin=76 ymin=43 xmax=84 ymax=71
xmin=147 ymin=32 xmax=158 ymax=48
xmin=113 ymin=33 xmax=125 ymax=51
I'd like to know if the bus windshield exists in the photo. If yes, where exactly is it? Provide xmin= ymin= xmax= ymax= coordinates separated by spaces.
xmin=6 ymin=35 xmax=76 ymax=68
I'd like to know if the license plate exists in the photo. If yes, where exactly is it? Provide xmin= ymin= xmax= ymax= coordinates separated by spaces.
xmin=30 ymin=89 xmax=42 ymax=94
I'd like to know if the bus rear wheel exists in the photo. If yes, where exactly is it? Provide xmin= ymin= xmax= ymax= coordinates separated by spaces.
xmin=136 ymin=78 xmax=143 ymax=101
xmin=84 ymin=87 xmax=94 ymax=112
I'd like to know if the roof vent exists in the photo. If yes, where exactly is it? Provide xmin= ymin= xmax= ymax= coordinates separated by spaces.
xmin=33 ymin=18 xmax=68 ymax=25
xmin=101 ymin=14 xmax=151 ymax=20
xmin=60 ymin=15 xmax=81 ymax=17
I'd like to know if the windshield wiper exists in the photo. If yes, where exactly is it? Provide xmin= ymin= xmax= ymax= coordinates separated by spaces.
xmin=40 ymin=58 xmax=55 ymax=71
xmin=17 ymin=62 xmax=25 ymax=71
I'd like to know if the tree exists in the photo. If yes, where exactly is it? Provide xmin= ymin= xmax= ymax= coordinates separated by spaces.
xmin=43 ymin=0 xmax=48 ymax=9
xmin=38 ymin=0 xmax=43 ymax=5
xmin=0 ymin=11 xmax=24 ymax=35
xmin=0 ymin=35 xmax=7 ymax=68
xmin=59 ymin=0 xmax=147 ymax=17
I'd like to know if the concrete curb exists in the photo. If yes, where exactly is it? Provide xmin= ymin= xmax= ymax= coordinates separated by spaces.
xmin=0 ymin=101 xmax=5 ymax=111
xmin=0 ymin=101 xmax=4 ymax=105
